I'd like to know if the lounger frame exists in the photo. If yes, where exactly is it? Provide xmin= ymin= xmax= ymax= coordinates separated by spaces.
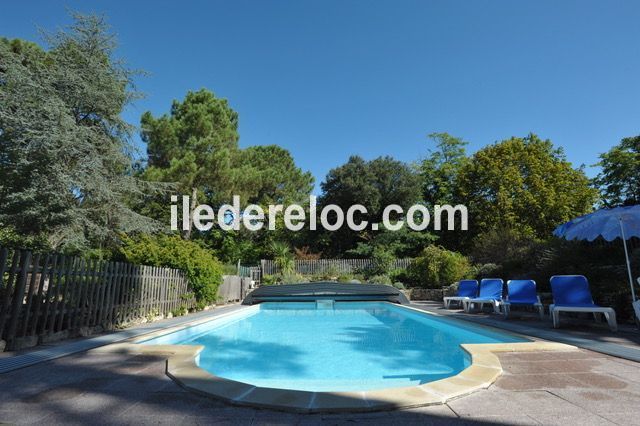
xmin=462 ymin=298 xmax=502 ymax=314
xmin=549 ymin=304 xmax=617 ymax=332
xmin=443 ymin=296 xmax=470 ymax=309
xmin=501 ymin=296 xmax=544 ymax=319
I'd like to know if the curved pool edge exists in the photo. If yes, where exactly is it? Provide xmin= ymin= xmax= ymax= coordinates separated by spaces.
xmin=91 ymin=306 xmax=580 ymax=413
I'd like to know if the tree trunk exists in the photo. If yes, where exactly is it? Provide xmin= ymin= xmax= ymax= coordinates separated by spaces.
xmin=183 ymin=187 xmax=198 ymax=240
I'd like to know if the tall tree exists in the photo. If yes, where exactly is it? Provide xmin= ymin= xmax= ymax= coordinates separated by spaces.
xmin=456 ymin=134 xmax=598 ymax=245
xmin=318 ymin=155 xmax=423 ymax=256
xmin=236 ymin=145 xmax=314 ymax=204
xmin=595 ymin=135 xmax=640 ymax=207
xmin=0 ymin=14 xmax=159 ymax=252
xmin=420 ymin=132 xmax=468 ymax=207
xmin=141 ymin=89 xmax=243 ymax=238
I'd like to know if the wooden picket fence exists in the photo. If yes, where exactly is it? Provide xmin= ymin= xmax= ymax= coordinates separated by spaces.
xmin=0 ymin=246 xmax=196 ymax=350
xmin=260 ymin=258 xmax=414 ymax=276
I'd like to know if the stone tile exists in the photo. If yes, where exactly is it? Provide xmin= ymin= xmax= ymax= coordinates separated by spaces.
xmin=502 ymin=359 xmax=600 ymax=375
xmin=528 ymin=413 xmax=617 ymax=425
xmin=111 ymin=414 xmax=189 ymax=425
xmin=591 ymin=359 xmax=640 ymax=385
xmin=311 ymin=391 xmax=369 ymax=412
xmin=182 ymin=415 xmax=255 ymax=426
xmin=498 ymin=349 xmax=606 ymax=362
xmin=364 ymin=386 xmax=443 ymax=410
xmin=448 ymin=390 xmax=586 ymax=417
xmin=600 ymin=412 xmax=640 ymax=425
xmin=567 ymin=372 xmax=629 ymax=390
xmin=464 ymin=414 xmax=539 ymax=425
xmin=0 ymin=405 xmax=52 ymax=424
xmin=118 ymin=390 xmax=209 ymax=417
xmin=495 ymin=373 xmax=583 ymax=390
xmin=238 ymin=387 xmax=314 ymax=412
xmin=551 ymin=388 xmax=640 ymax=415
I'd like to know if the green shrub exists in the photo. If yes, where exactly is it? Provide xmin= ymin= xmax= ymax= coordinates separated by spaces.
xmin=222 ymin=263 xmax=238 ymax=275
xmin=280 ymin=272 xmax=306 ymax=284
xmin=261 ymin=274 xmax=278 ymax=285
xmin=261 ymin=272 xmax=306 ymax=285
xmin=337 ymin=273 xmax=354 ymax=282
xmin=407 ymin=245 xmax=473 ymax=288
xmin=388 ymin=267 xmax=409 ymax=283
xmin=366 ymin=274 xmax=392 ymax=285
xmin=392 ymin=282 xmax=406 ymax=290
xmin=365 ymin=247 xmax=395 ymax=277
xmin=120 ymin=234 xmax=223 ymax=305
xmin=474 ymin=263 xmax=502 ymax=279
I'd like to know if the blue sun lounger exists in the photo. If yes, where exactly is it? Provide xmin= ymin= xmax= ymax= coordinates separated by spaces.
xmin=549 ymin=275 xmax=617 ymax=332
xmin=443 ymin=280 xmax=478 ymax=308
xmin=501 ymin=279 xmax=544 ymax=319
xmin=463 ymin=278 xmax=504 ymax=314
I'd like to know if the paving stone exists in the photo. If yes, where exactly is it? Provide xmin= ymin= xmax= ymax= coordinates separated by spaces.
xmin=462 ymin=414 xmax=539 ymax=425
xmin=550 ymin=388 xmax=640 ymax=416
xmin=502 ymin=359 xmax=601 ymax=374
xmin=495 ymin=373 xmax=584 ymax=390
xmin=600 ymin=412 xmax=640 ymax=425
xmin=528 ymin=413 xmax=617 ymax=425
xmin=447 ymin=389 xmax=587 ymax=417
xmin=567 ymin=372 xmax=629 ymax=389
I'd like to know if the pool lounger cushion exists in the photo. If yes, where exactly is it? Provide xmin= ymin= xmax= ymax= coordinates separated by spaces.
xmin=463 ymin=278 xmax=504 ymax=314
xmin=501 ymin=279 xmax=544 ymax=319
xmin=443 ymin=280 xmax=478 ymax=309
xmin=549 ymin=275 xmax=617 ymax=332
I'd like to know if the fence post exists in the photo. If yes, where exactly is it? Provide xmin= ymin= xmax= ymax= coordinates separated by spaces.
xmin=5 ymin=251 xmax=31 ymax=347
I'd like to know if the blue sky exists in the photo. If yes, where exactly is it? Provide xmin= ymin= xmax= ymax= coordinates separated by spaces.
xmin=2 ymin=1 xmax=639 ymax=193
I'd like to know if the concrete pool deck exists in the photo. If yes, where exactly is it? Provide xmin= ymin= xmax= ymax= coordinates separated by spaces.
xmin=2 ymin=302 xmax=640 ymax=424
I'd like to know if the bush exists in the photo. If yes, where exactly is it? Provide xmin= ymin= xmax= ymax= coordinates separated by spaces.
xmin=120 ymin=234 xmax=223 ymax=305
xmin=474 ymin=263 xmax=502 ymax=279
xmin=261 ymin=272 xmax=306 ymax=285
xmin=388 ymin=267 xmax=410 ymax=283
xmin=337 ymin=273 xmax=354 ymax=282
xmin=366 ymin=274 xmax=392 ymax=285
xmin=407 ymin=245 xmax=473 ymax=288
xmin=365 ymin=247 xmax=395 ymax=277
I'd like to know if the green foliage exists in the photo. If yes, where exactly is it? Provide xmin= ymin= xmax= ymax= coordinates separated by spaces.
xmin=270 ymin=241 xmax=295 ymax=274
xmin=140 ymin=89 xmax=241 ymax=237
xmin=139 ymin=91 xmax=314 ymax=241
xmin=0 ymin=225 xmax=50 ymax=251
xmin=171 ymin=305 xmax=189 ymax=317
xmin=407 ymin=245 xmax=473 ymax=288
xmin=366 ymin=274 xmax=392 ymax=285
xmin=336 ymin=273 xmax=355 ymax=282
xmin=119 ymin=234 xmax=223 ymax=304
xmin=470 ymin=228 xmax=545 ymax=279
xmin=421 ymin=133 xmax=468 ymax=207
xmin=0 ymin=14 xmax=161 ymax=252
xmin=595 ymin=135 xmax=640 ymax=207
xmin=236 ymin=145 xmax=314 ymax=204
xmin=261 ymin=272 xmax=306 ymax=285
xmin=456 ymin=134 xmax=598 ymax=246
xmin=319 ymin=155 xmax=423 ymax=256
xmin=473 ymin=263 xmax=502 ymax=280
xmin=221 ymin=263 xmax=238 ymax=275
xmin=347 ymin=226 xmax=436 ymax=259
xmin=366 ymin=246 xmax=395 ymax=277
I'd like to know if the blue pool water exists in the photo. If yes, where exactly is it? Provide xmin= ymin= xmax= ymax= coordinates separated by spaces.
xmin=141 ymin=302 xmax=526 ymax=391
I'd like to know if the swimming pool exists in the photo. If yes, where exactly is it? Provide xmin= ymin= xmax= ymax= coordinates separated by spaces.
xmin=141 ymin=302 xmax=526 ymax=392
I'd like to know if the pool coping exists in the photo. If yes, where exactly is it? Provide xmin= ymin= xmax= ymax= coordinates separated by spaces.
xmin=93 ymin=303 xmax=580 ymax=413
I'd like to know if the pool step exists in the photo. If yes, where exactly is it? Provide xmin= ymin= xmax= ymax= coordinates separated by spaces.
xmin=316 ymin=299 xmax=335 ymax=309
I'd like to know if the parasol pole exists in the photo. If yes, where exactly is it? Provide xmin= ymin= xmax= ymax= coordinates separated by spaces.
xmin=619 ymin=217 xmax=636 ymax=302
